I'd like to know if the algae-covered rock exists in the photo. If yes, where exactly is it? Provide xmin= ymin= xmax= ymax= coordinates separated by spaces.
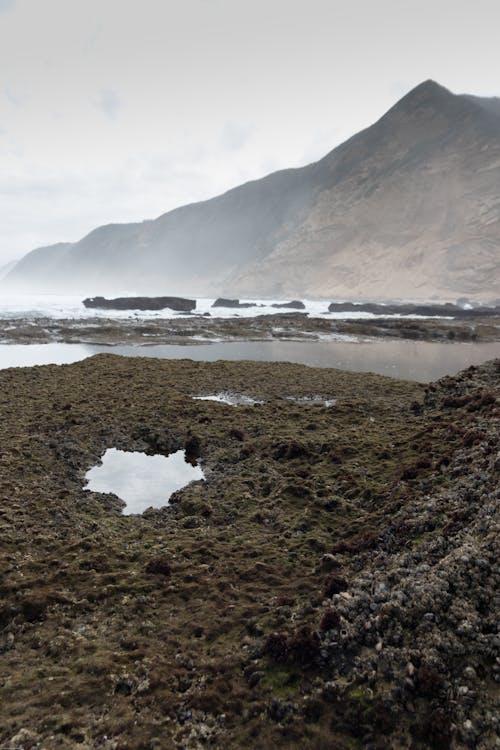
xmin=0 ymin=355 xmax=497 ymax=749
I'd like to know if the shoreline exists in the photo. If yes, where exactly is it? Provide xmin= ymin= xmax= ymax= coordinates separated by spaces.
xmin=0 ymin=311 xmax=499 ymax=346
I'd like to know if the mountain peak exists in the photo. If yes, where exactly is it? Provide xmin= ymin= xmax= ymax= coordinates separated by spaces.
xmin=388 ymin=79 xmax=455 ymax=117
xmin=410 ymin=79 xmax=450 ymax=96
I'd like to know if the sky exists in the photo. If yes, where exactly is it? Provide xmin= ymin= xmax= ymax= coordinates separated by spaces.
xmin=1 ymin=0 xmax=500 ymax=265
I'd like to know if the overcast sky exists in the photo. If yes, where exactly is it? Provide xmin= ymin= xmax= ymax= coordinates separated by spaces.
xmin=1 ymin=0 xmax=499 ymax=264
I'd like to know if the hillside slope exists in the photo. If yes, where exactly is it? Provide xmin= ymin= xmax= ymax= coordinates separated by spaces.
xmin=228 ymin=81 xmax=500 ymax=301
xmin=6 ymin=81 xmax=500 ymax=302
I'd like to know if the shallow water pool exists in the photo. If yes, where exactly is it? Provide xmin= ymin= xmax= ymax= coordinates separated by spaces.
xmin=192 ymin=392 xmax=263 ymax=406
xmin=84 ymin=448 xmax=204 ymax=515
xmin=0 ymin=339 xmax=498 ymax=382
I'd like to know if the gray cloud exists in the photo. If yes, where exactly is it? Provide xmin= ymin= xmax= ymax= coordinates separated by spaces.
xmin=96 ymin=88 xmax=121 ymax=119
xmin=0 ymin=0 xmax=15 ymax=12
xmin=220 ymin=122 xmax=254 ymax=151
xmin=3 ymin=86 xmax=25 ymax=108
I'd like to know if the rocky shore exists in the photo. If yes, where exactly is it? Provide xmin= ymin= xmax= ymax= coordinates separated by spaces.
xmin=0 ymin=355 xmax=498 ymax=749
xmin=0 ymin=311 xmax=499 ymax=346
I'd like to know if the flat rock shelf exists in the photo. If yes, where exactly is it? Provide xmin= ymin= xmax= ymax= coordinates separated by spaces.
xmin=0 ymin=353 xmax=498 ymax=749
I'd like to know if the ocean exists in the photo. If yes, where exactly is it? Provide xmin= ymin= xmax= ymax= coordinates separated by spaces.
xmin=0 ymin=292 xmax=451 ymax=321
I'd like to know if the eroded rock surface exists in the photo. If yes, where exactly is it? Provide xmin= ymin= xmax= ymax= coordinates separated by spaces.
xmin=0 ymin=311 xmax=499 ymax=346
xmin=0 ymin=356 xmax=498 ymax=749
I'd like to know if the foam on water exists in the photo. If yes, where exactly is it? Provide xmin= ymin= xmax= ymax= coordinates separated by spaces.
xmin=0 ymin=292 xmax=452 ymax=321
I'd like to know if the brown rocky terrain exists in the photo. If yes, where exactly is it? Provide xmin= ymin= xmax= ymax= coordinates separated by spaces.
xmin=0 ymin=355 xmax=498 ymax=748
xmin=5 ymin=81 xmax=500 ymax=303
xmin=0 ymin=310 xmax=499 ymax=346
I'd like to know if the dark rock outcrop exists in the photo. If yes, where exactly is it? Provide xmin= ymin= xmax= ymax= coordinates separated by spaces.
xmin=327 ymin=301 xmax=500 ymax=317
xmin=83 ymin=296 xmax=196 ymax=312
xmin=211 ymin=298 xmax=257 ymax=309
xmin=271 ymin=300 xmax=305 ymax=309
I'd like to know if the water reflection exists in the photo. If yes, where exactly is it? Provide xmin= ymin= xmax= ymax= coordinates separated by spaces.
xmin=0 ymin=339 xmax=498 ymax=382
xmin=192 ymin=392 xmax=263 ymax=406
xmin=84 ymin=448 xmax=204 ymax=515
xmin=285 ymin=396 xmax=336 ymax=406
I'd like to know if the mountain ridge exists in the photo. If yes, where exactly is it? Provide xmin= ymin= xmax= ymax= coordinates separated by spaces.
xmin=5 ymin=80 xmax=500 ymax=302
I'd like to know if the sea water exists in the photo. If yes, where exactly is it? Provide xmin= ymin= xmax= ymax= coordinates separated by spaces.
xmin=0 ymin=292 xmax=453 ymax=321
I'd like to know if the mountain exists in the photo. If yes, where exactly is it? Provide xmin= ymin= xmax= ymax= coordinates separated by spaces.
xmin=0 ymin=259 xmax=19 ymax=281
xmin=5 ymin=80 xmax=500 ymax=302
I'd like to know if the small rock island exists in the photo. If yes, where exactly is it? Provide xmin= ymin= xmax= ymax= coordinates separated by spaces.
xmin=211 ymin=298 xmax=258 ymax=308
xmin=83 ymin=296 xmax=196 ymax=312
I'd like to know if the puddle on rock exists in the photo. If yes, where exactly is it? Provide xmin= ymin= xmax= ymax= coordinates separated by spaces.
xmin=285 ymin=396 xmax=337 ymax=407
xmin=192 ymin=392 xmax=263 ymax=406
xmin=84 ymin=448 xmax=204 ymax=515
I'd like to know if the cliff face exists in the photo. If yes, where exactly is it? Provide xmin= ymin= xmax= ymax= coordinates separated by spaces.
xmin=6 ymin=80 xmax=500 ymax=302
